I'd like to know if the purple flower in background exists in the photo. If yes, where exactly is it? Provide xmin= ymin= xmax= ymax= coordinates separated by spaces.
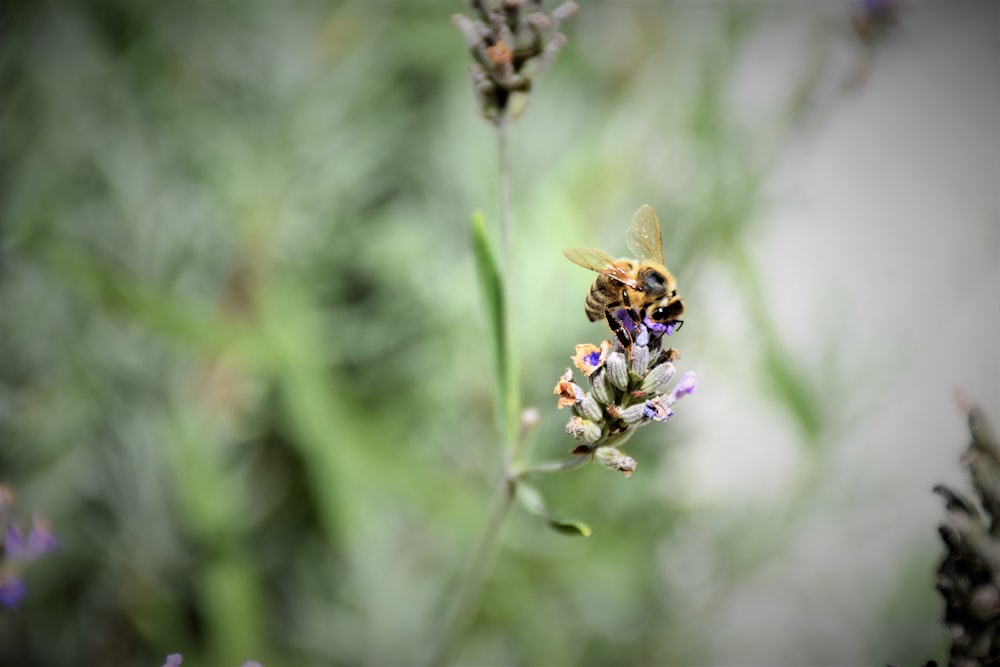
xmin=160 ymin=654 xmax=263 ymax=667
xmin=0 ymin=576 xmax=26 ymax=608
xmin=1 ymin=489 xmax=59 ymax=609
xmin=5 ymin=517 xmax=58 ymax=561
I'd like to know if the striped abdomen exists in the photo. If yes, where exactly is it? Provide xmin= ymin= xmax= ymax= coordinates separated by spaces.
xmin=584 ymin=273 xmax=629 ymax=322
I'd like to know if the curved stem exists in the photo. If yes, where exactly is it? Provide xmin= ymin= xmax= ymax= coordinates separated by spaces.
xmin=515 ymin=454 xmax=590 ymax=478
xmin=431 ymin=112 xmax=520 ymax=667
xmin=428 ymin=475 xmax=515 ymax=667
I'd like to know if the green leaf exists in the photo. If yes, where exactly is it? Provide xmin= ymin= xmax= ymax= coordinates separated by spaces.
xmin=514 ymin=481 xmax=546 ymax=517
xmin=471 ymin=210 xmax=512 ymax=438
xmin=515 ymin=481 xmax=591 ymax=538
xmin=547 ymin=519 xmax=592 ymax=538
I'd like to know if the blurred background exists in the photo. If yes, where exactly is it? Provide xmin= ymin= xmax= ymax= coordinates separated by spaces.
xmin=1 ymin=1 xmax=998 ymax=665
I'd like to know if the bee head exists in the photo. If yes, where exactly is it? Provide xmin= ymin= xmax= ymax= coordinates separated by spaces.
xmin=640 ymin=268 xmax=668 ymax=295
xmin=648 ymin=298 xmax=684 ymax=323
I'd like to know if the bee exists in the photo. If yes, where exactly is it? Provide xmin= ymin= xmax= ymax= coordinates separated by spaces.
xmin=563 ymin=204 xmax=685 ymax=348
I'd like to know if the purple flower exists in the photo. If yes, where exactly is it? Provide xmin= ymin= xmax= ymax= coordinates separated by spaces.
xmin=643 ymin=316 xmax=668 ymax=335
xmin=1 ymin=516 xmax=58 ymax=609
xmin=572 ymin=341 xmax=612 ymax=376
xmin=158 ymin=654 xmax=262 ymax=667
xmin=26 ymin=517 xmax=58 ymax=558
xmin=667 ymin=371 xmax=697 ymax=404
xmin=4 ymin=518 xmax=58 ymax=562
xmin=4 ymin=524 xmax=24 ymax=558
xmin=642 ymin=397 xmax=674 ymax=423
xmin=614 ymin=308 xmax=636 ymax=330
xmin=0 ymin=576 xmax=26 ymax=608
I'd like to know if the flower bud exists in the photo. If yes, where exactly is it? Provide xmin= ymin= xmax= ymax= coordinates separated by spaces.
xmin=518 ymin=407 xmax=540 ymax=442
xmin=969 ymin=584 xmax=1000 ymax=622
xmin=640 ymin=362 xmax=676 ymax=395
xmin=589 ymin=367 xmax=613 ymax=405
xmin=634 ymin=324 xmax=650 ymax=348
xmin=606 ymin=351 xmax=629 ymax=391
xmin=621 ymin=403 xmax=650 ymax=425
xmin=629 ymin=344 xmax=649 ymax=377
xmin=577 ymin=394 xmax=604 ymax=423
xmin=594 ymin=446 xmax=637 ymax=477
xmin=565 ymin=416 xmax=602 ymax=444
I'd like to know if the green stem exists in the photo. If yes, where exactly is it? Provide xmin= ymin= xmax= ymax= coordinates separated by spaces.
xmin=514 ymin=454 xmax=590 ymax=478
xmin=428 ymin=475 xmax=516 ymax=667
xmin=497 ymin=115 xmax=511 ymax=273
xmin=431 ymin=112 xmax=521 ymax=667
xmin=497 ymin=116 xmax=520 ymax=460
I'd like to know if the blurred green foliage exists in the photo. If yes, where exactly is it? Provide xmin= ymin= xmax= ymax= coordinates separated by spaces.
xmin=0 ymin=1 xmax=949 ymax=665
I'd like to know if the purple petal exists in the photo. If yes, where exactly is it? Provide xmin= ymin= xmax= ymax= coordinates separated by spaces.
xmin=25 ymin=518 xmax=58 ymax=559
xmin=161 ymin=654 xmax=183 ymax=667
xmin=643 ymin=316 xmax=668 ymax=333
xmin=668 ymin=371 xmax=697 ymax=403
xmin=643 ymin=398 xmax=674 ymax=422
xmin=4 ymin=523 xmax=25 ymax=559
xmin=240 ymin=662 xmax=264 ymax=667
xmin=0 ymin=577 xmax=26 ymax=608
xmin=615 ymin=309 xmax=636 ymax=331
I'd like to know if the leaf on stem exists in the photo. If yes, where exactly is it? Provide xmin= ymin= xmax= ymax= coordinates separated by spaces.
xmin=471 ymin=210 xmax=511 ymax=435
xmin=514 ymin=481 xmax=591 ymax=538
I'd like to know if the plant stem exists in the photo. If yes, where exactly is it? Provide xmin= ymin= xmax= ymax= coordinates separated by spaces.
xmin=515 ymin=454 xmax=590 ymax=477
xmin=497 ymin=115 xmax=520 ymax=464
xmin=497 ymin=115 xmax=511 ymax=273
xmin=430 ymin=112 xmax=520 ymax=667
xmin=428 ymin=475 xmax=515 ymax=667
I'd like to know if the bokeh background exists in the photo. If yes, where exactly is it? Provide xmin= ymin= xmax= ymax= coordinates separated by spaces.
xmin=2 ymin=1 xmax=998 ymax=665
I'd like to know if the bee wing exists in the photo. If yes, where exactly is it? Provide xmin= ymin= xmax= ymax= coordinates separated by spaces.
xmin=563 ymin=247 xmax=640 ymax=289
xmin=626 ymin=204 xmax=665 ymax=264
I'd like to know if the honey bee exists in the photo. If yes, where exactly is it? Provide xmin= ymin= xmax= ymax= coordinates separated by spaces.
xmin=563 ymin=205 xmax=685 ymax=348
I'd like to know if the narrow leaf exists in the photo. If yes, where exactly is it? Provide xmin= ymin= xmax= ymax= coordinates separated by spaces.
xmin=515 ymin=481 xmax=591 ymax=538
xmin=547 ymin=519 xmax=592 ymax=538
xmin=514 ymin=481 xmax=547 ymax=517
xmin=471 ymin=210 xmax=509 ymax=435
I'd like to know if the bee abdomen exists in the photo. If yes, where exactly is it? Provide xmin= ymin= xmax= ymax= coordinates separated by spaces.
xmin=585 ymin=276 xmax=620 ymax=322
xmin=584 ymin=289 xmax=604 ymax=321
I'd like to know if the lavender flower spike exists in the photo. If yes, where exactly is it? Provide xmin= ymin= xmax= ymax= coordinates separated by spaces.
xmin=557 ymin=321 xmax=696 ymax=475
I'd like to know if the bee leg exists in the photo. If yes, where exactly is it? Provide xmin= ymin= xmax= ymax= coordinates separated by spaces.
xmin=606 ymin=309 xmax=633 ymax=348
xmin=620 ymin=289 xmax=643 ymax=332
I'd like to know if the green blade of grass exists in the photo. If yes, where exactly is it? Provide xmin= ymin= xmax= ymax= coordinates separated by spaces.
xmin=471 ymin=210 xmax=516 ymax=442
